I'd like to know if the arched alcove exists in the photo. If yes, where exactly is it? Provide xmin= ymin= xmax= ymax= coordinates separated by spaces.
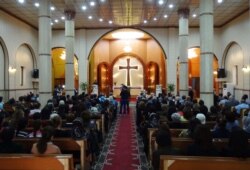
xmin=88 ymin=28 xmax=166 ymax=97
xmin=51 ymin=47 xmax=79 ymax=91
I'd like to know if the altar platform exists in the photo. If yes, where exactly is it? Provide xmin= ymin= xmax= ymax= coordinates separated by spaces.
xmin=112 ymin=86 xmax=143 ymax=98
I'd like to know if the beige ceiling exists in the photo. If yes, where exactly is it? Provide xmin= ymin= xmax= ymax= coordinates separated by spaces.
xmin=0 ymin=0 xmax=249 ymax=30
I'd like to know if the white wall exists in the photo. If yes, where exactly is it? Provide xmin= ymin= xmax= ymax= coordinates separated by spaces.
xmin=0 ymin=43 xmax=4 ymax=99
xmin=0 ymin=10 xmax=38 ymax=100
xmin=220 ymin=11 xmax=250 ymax=99
xmin=14 ymin=44 xmax=34 ymax=98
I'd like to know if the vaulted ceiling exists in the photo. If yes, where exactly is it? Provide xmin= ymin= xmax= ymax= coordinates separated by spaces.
xmin=0 ymin=0 xmax=249 ymax=29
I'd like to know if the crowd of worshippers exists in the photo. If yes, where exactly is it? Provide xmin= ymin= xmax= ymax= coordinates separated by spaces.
xmin=135 ymin=91 xmax=250 ymax=170
xmin=0 ymin=92 xmax=118 ymax=159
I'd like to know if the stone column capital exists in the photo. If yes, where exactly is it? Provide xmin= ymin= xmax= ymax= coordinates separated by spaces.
xmin=64 ymin=10 xmax=76 ymax=20
xmin=178 ymin=8 xmax=190 ymax=18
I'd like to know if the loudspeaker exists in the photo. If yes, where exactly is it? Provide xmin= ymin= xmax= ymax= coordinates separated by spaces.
xmin=32 ymin=69 xmax=39 ymax=78
xmin=217 ymin=68 xmax=226 ymax=78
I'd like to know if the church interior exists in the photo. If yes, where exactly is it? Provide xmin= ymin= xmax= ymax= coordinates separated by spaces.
xmin=0 ymin=0 xmax=250 ymax=170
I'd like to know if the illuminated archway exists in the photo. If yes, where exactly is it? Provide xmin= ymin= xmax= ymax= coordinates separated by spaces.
xmin=177 ymin=47 xmax=219 ymax=98
xmin=51 ymin=48 xmax=79 ymax=91
xmin=89 ymin=28 xmax=166 ymax=97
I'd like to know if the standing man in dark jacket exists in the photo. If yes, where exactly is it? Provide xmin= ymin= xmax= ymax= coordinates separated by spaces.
xmin=120 ymin=85 xmax=130 ymax=114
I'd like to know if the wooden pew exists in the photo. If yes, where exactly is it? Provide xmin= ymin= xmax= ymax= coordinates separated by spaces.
xmin=149 ymin=132 xmax=250 ymax=163
xmin=14 ymin=138 xmax=87 ymax=170
xmin=0 ymin=154 xmax=74 ymax=170
xmin=160 ymin=155 xmax=250 ymax=170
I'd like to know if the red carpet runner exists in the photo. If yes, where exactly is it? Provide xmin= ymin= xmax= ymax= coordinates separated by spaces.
xmin=103 ymin=109 xmax=140 ymax=170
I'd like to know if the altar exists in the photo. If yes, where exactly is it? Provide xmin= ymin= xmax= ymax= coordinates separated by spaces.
xmin=113 ymin=86 xmax=143 ymax=98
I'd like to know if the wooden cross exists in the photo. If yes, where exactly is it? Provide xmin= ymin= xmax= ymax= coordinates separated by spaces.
xmin=119 ymin=58 xmax=138 ymax=86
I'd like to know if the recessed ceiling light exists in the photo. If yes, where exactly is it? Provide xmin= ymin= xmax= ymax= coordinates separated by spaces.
xmin=90 ymin=1 xmax=95 ymax=6
xmin=192 ymin=14 xmax=197 ymax=18
xmin=18 ymin=0 xmax=25 ymax=4
xmin=88 ymin=16 xmax=93 ymax=20
xmin=51 ymin=22 xmax=54 ymax=26
xmin=143 ymin=20 xmax=148 ymax=24
xmin=168 ymin=4 xmax=174 ymax=8
xmin=153 ymin=17 xmax=157 ymax=21
xmin=112 ymin=31 xmax=144 ymax=40
xmin=61 ymin=16 xmax=65 ymax=20
xmin=54 ymin=19 xmax=58 ymax=23
xmin=217 ymin=0 xmax=223 ymax=3
xmin=50 ymin=6 xmax=55 ymax=11
xmin=99 ymin=18 xmax=103 ymax=22
xmin=158 ymin=0 xmax=164 ymax=5
xmin=34 ymin=2 xmax=39 ymax=7
xmin=164 ymin=14 xmax=168 ymax=18
xmin=109 ymin=20 xmax=113 ymax=24
xmin=81 ymin=5 xmax=87 ymax=10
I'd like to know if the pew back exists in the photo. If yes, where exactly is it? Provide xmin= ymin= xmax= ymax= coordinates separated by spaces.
xmin=0 ymin=154 xmax=73 ymax=170
xmin=160 ymin=155 xmax=250 ymax=170
xmin=14 ymin=138 xmax=86 ymax=170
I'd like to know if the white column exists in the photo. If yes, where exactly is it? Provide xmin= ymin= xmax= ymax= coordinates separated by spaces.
xmin=76 ymin=29 xmax=88 ymax=94
xmin=200 ymin=0 xmax=214 ymax=108
xmin=65 ymin=10 xmax=75 ymax=96
xmin=38 ymin=0 xmax=52 ymax=107
xmin=178 ymin=8 xmax=189 ymax=97
xmin=167 ymin=28 xmax=178 ymax=95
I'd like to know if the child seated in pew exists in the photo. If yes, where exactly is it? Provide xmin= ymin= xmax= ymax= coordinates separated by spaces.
xmin=31 ymin=126 xmax=61 ymax=154
xmin=152 ymin=124 xmax=181 ymax=170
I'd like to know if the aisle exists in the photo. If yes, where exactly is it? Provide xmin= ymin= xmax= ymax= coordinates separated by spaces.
xmin=93 ymin=107 xmax=149 ymax=170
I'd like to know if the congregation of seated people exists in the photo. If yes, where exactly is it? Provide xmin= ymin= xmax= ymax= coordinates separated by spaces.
xmin=0 ymin=91 xmax=118 ymax=168
xmin=135 ymin=91 xmax=250 ymax=170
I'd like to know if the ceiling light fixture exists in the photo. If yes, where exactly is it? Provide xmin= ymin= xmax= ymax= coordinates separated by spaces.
xmin=123 ymin=46 xmax=132 ymax=53
xmin=88 ymin=16 xmax=93 ymax=20
xmin=60 ymin=51 xmax=66 ymax=60
xmin=51 ymin=22 xmax=54 ymax=26
xmin=188 ymin=48 xmax=198 ymax=59
xmin=90 ymin=1 xmax=95 ymax=6
xmin=192 ymin=14 xmax=197 ymax=18
xmin=153 ymin=17 xmax=157 ymax=21
xmin=158 ymin=0 xmax=164 ymax=5
xmin=168 ymin=4 xmax=174 ymax=8
xmin=164 ymin=15 xmax=168 ymax=18
xmin=54 ymin=19 xmax=58 ymax=23
xmin=217 ymin=0 xmax=223 ymax=3
xmin=81 ymin=5 xmax=87 ymax=10
xmin=18 ymin=0 xmax=25 ymax=4
xmin=34 ymin=2 xmax=39 ymax=7
xmin=99 ymin=18 xmax=103 ymax=22
xmin=50 ymin=6 xmax=55 ymax=11
xmin=143 ymin=20 xmax=148 ymax=24
xmin=61 ymin=16 xmax=65 ymax=20
xmin=112 ymin=31 xmax=144 ymax=40
xmin=109 ymin=20 xmax=113 ymax=24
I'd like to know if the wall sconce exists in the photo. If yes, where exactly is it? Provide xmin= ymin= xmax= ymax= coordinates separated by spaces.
xmin=8 ymin=66 xmax=16 ymax=73
xmin=242 ymin=65 xmax=250 ymax=72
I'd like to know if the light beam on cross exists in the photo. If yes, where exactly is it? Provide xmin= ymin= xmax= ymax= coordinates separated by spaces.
xmin=119 ymin=58 xmax=138 ymax=86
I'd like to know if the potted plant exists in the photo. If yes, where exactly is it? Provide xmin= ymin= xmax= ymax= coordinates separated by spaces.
xmin=167 ymin=83 xmax=175 ymax=94
xmin=80 ymin=82 xmax=88 ymax=93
